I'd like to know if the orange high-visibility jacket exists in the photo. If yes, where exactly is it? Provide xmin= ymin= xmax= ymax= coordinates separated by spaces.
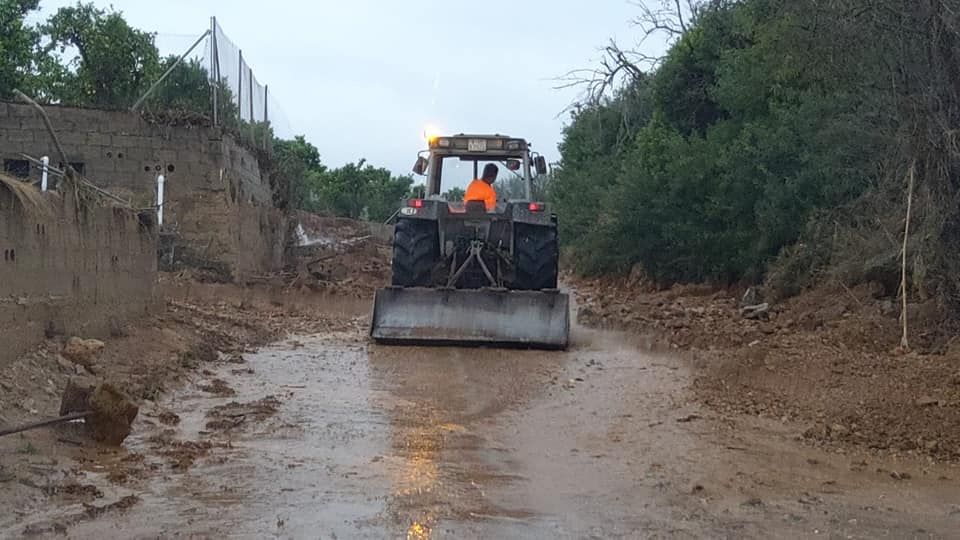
xmin=464 ymin=179 xmax=497 ymax=211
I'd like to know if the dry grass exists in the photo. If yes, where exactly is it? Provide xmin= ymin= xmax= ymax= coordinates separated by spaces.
xmin=0 ymin=172 xmax=54 ymax=216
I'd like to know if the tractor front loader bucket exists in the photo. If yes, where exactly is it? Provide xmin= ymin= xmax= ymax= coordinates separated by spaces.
xmin=370 ymin=287 xmax=570 ymax=350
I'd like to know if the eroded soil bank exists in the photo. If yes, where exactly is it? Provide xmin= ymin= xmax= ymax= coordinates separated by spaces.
xmin=574 ymin=274 xmax=960 ymax=463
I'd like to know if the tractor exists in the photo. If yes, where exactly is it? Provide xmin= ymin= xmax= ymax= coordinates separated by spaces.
xmin=370 ymin=134 xmax=569 ymax=349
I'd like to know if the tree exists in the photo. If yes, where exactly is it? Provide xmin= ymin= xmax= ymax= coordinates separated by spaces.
xmin=442 ymin=187 xmax=465 ymax=202
xmin=273 ymin=135 xmax=326 ymax=210
xmin=39 ymin=2 xmax=160 ymax=107
xmin=0 ymin=0 xmax=39 ymax=98
xmin=552 ymin=0 xmax=960 ymax=321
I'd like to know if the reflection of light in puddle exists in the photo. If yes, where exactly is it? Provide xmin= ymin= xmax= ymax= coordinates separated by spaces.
xmin=407 ymin=519 xmax=432 ymax=539
xmin=395 ymin=455 xmax=438 ymax=496
xmin=393 ymin=422 xmax=459 ymax=539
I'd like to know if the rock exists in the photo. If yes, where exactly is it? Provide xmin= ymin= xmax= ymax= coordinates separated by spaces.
xmin=830 ymin=424 xmax=850 ymax=436
xmin=890 ymin=471 xmax=911 ymax=481
xmin=108 ymin=318 xmax=127 ymax=338
xmin=916 ymin=395 xmax=939 ymax=407
xmin=44 ymin=320 xmax=64 ymax=339
xmin=60 ymin=379 xmax=94 ymax=415
xmin=88 ymin=383 xmax=139 ymax=446
xmin=62 ymin=337 xmax=105 ymax=368
xmin=56 ymin=355 xmax=75 ymax=372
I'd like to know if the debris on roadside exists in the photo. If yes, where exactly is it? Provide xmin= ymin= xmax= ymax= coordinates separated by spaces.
xmin=61 ymin=337 xmax=105 ymax=370
xmin=205 ymin=396 xmax=282 ymax=431
xmin=741 ymin=303 xmax=770 ymax=320
xmin=0 ymin=381 xmax=138 ymax=447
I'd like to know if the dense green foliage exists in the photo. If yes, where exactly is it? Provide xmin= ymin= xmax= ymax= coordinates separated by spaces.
xmin=442 ymin=187 xmax=465 ymax=202
xmin=0 ymin=0 xmax=40 ymax=99
xmin=40 ymin=2 xmax=159 ymax=107
xmin=553 ymin=0 xmax=960 ymax=307
xmin=273 ymin=138 xmax=415 ymax=221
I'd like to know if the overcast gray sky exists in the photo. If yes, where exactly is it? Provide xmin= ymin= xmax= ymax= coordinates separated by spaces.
xmin=36 ymin=1 xmax=666 ymax=182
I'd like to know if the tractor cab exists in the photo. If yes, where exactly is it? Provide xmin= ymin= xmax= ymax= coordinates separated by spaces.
xmin=412 ymin=134 xmax=549 ymax=206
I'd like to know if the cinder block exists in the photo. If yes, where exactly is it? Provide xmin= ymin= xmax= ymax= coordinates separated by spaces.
xmin=7 ymin=130 xmax=34 ymax=143
xmin=110 ymin=134 xmax=135 ymax=149
xmin=58 ymin=131 xmax=86 ymax=145
xmin=10 ymin=104 xmax=34 ymax=117
xmin=87 ymin=132 xmax=111 ymax=147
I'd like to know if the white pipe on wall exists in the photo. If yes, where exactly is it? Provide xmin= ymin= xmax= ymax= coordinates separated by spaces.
xmin=40 ymin=156 xmax=49 ymax=192
xmin=156 ymin=174 xmax=165 ymax=227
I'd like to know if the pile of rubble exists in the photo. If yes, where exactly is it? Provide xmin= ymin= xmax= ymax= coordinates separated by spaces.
xmin=284 ymin=212 xmax=391 ymax=297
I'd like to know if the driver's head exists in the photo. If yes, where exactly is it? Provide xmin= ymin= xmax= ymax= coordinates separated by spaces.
xmin=482 ymin=163 xmax=498 ymax=184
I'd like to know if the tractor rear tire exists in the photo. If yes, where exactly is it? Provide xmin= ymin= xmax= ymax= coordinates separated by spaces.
xmin=513 ymin=223 xmax=559 ymax=291
xmin=391 ymin=218 xmax=440 ymax=287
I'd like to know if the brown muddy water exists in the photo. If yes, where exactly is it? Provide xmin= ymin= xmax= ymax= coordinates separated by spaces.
xmin=9 ymin=309 xmax=960 ymax=539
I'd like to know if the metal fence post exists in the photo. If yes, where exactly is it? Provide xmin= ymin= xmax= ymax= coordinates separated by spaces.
xmin=210 ymin=17 xmax=219 ymax=127
xmin=263 ymin=85 xmax=269 ymax=150
xmin=237 ymin=49 xmax=244 ymax=129
xmin=248 ymin=67 xmax=255 ymax=146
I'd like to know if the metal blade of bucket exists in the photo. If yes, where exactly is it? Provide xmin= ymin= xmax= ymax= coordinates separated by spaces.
xmin=371 ymin=288 xmax=569 ymax=350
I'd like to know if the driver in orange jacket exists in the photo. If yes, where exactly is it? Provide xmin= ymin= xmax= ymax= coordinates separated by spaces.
xmin=464 ymin=163 xmax=498 ymax=211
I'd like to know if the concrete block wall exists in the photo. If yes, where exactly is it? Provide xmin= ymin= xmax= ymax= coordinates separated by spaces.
xmin=0 ymin=179 xmax=159 ymax=368
xmin=0 ymin=102 xmax=280 ymax=280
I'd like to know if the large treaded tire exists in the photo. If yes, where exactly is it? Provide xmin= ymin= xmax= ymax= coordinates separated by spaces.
xmin=513 ymin=223 xmax=559 ymax=291
xmin=391 ymin=218 xmax=440 ymax=287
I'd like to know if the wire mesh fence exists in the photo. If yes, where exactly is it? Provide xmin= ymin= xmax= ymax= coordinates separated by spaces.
xmin=136 ymin=17 xmax=294 ymax=154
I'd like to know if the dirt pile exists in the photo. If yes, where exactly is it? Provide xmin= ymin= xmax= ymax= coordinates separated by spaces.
xmin=285 ymin=212 xmax=391 ymax=297
xmin=572 ymin=274 xmax=960 ymax=461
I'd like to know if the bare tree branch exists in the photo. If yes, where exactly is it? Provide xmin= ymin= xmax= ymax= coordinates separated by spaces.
xmin=554 ymin=39 xmax=657 ymax=111
xmin=554 ymin=1 xmax=707 ymax=112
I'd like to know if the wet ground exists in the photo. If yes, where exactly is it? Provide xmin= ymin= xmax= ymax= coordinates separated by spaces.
xmin=11 ymin=310 xmax=960 ymax=538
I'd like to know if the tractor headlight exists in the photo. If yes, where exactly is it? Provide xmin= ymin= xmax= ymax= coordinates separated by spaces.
xmin=437 ymin=138 xmax=452 ymax=148
xmin=506 ymin=140 xmax=522 ymax=150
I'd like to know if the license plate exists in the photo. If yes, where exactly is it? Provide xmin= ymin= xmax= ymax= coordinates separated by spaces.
xmin=468 ymin=139 xmax=487 ymax=152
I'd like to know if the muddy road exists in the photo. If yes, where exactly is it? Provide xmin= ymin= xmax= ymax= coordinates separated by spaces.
xmin=11 ymin=304 xmax=960 ymax=539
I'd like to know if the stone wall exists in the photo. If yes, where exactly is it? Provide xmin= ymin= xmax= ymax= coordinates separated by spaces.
xmin=0 ymin=177 xmax=159 ymax=368
xmin=0 ymin=102 xmax=284 ymax=280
